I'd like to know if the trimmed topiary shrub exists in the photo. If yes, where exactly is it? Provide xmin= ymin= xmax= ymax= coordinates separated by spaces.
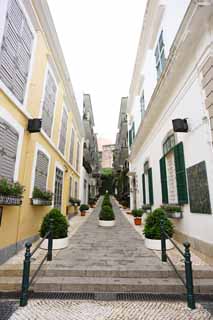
xmin=132 ymin=209 xmax=143 ymax=217
xmin=143 ymin=208 xmax=174 ymax=240
xmin=40 ymin=209 xmax=69 ymax=239
xmin=80 ymin=204 xmax=89 ymax=211
xmin=99 ymin=205 xmax=115 ymax=221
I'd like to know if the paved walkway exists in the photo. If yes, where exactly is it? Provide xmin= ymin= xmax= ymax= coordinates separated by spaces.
xmin=8 ymin=299 xmax=211 ymax=320
xmin=49 ymin=197 xmax=166 ymax=272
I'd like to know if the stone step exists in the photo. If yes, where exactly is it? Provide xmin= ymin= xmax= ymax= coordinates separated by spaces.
xmin=1 ymin=276 xmax=213 ymax=294
xmin=1 ymin=264 xmax=213 ymax=279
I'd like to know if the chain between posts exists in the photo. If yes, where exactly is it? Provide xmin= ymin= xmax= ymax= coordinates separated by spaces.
xmin=20 ymin=218 xmax=54 ymax=307
xmin=160 ymin=219 xmax=195 ymax=310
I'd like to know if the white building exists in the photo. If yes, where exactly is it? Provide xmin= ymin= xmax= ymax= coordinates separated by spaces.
xmin=127 ymin=0 xmax=213 ymax=258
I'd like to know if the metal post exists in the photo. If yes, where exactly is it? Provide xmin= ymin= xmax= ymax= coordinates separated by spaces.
xmin=184 ymin=241 xmax=196 ymax=309
xmin=20 ymin=242 xmax=32 ymax=307
xmin=160 ymin=219 xmax=167 ymax=262
xmin=47 ymin=218 xmax=53 ymax=261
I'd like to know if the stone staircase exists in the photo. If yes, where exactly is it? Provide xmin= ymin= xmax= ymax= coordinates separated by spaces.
xmin=1 ymin=263 xmax=213 ymax=295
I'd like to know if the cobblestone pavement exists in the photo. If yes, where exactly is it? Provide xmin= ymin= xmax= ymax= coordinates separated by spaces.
xmin=1 ymin=207 xmax=94 ymax=266
xmin=8 ymin=299 xmax=212 ymax=320
xmin=119 ymin=203 xmax=211 ymax=267
xmin=51 ymin=197 xmax=165 ymax=271
xmin=0 ymin=301 xmax=18 ymax=320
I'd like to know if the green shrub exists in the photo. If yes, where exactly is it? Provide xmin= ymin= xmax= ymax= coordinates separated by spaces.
xmin=32 ymin=187 xmax=53 ymax=201
xmin=161 ymin=204 xmax=182 ymax=213
xmin=40 ymin=209 xmax=69 ymax=239
xmin=143 ymin=208 xmax=174 ymax=240
xmin=132 ymin=209 xmax=143 ymax=217
xmin=0 ymin=179 xmax=24 ymax=197
xmin=80 ymin=204 xmax=89 ymax=211
xmin=99 ymin=205 xmax=115 ymax=221
xmin=88 ymin=198 xmax=96 ymax=206
xmin=121 ymin=200 xmax=129 ymax=208
xmin=102 ymin=199 xmax=112 ymax=208
xmin=70 ymin=197 xmax=81 ymax=206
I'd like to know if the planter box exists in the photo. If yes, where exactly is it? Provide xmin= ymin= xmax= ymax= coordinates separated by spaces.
xmin=167 ymin=211 xmax=183 ymax=219
xmin=80 ymin=211 xmax=86 ymax=216
xmin=134 ymin=217 xmax=142 ymax=225
xmin=31 ymin=198 xmax=52 ymax=206
xmin=0 ymin=195 xmax=22 ymax=206
xmin=99 ymin=220 xmax=115 ymax=227
xmin=40 ymin=237 xmax=69 ymax=250
xmin=144 ymin=237 xmax=174 ymax=251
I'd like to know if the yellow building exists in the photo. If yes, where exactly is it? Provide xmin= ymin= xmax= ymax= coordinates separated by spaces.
xmin=0 ymin=0 xmax=84 ymax=263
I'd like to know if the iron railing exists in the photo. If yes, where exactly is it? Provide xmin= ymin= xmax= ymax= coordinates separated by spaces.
xmin=160 ymin=219 xmax=195 ymax=309
xmin=20 ymin=219 xmax=53 ymax=307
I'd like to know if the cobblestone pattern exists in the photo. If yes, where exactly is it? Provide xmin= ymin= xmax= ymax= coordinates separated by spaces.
xmin=0 ymin=301 xmax=18 ymax=320
xmin=119 ymin=203 xmax=210 ymax=267
xmin=52 ymin=197 xmax=162 ymax=271
xmin=9 ymin=300 xmax=212 ymax=320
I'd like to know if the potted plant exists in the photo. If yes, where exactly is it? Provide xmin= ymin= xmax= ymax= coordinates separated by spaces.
xmin=99 ymin=205 xmax=115 ymax=227
xmin=79 ymin=204 xmax=89 ymax=216
xmin=0 ymin=178 xmax=24 ymax=206
xmin=69 ymin=197 xmax=81 ymax=206
xmin=161 ymin=204 xmax=182 ymax=219
xmin=31 ymin=187 xmax=53 ymax=206
xmin=132 ymin=209 xmax=143 ymax=225
xmin=121 ymin=200 xmax=129 ymax=209
xmin=88 ymin=198 xmax=96 ymax=208
xmin=144 ymin=208 xmax=174 ymax=250
xmin=40 ymin=208 xmax=69 ymax=250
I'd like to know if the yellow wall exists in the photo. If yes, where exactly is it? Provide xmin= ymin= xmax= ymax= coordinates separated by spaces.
xmin=0 ymin=15 xmax=81 ymax=251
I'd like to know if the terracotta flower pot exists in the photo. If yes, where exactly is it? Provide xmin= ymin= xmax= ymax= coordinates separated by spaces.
xmin=134 ymin=217 xmax=142 ymax=225
xmin=80 ymin=211 xmax=86 ymax=216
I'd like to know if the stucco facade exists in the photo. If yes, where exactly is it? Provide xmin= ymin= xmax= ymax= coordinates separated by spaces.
xmin=0 ymin=0 xmax=83 ymax=263
xmin=127 ymin=0 xmax=213 ymax=257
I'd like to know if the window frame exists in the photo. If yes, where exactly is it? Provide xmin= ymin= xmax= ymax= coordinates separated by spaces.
xmin=0 ymin=0 xmax=37 ymax=110
xmin=58 ymin=104 xmax=69 ymax=155
xmin=0 ymin=105 xmax=24 ymax=182
xmin=52 ymin=161 xmax=64 ymax=209
xmin=155 ymin=30 xmax=166 ymax=79
xmin=30 ymin=143 xmax=51 ymax=198
xmin=39 ymin=63 xmax=58 ymax=140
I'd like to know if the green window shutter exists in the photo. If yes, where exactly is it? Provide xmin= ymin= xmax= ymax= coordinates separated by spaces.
xmin=142 ymin=173 xmax=146 ymax=204
xmin=148 ymin=168 xmax=154 ymax=205
xmin=132 ymin=122 xmax=135 ymax=139
xmin=160 ymin=156 xmax=168 ymax=204
xmin=128 ymin=129 xmax=132 ymax=147
xmin=174 ymin=142 xmax=188 ymax=204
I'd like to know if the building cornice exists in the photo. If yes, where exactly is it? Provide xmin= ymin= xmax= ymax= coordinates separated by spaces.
xmin=129 ymin=1 xmax=213 ymax=161
xmin=31 ymin=0 xmax=84 ymax=138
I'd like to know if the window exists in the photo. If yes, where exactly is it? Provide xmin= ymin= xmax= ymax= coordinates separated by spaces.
xmin=142 ymin=161 xmax=154 ymax=205
xmin=160 ymin=141 xmax=188 ymax=205
xmin=59 ymin=107 xmax=68 ymax=154
xmin=69 ymin=128 xmax=75 ymax=165
xmin=76 ymin=141 xmax=80 ymax=171
xmin=163 ymin=134 xmax=176 ymax=155
xmin=41 ymin=69 xmax=57 ymax=137
xmin=74 ymin=181 xmax=78 ymax=198
xmin=69 ymin=176 xmax=72 ymax=199
xmin=128 ymin=122 xmax=135 ymax=148
xmin=0 ymin=117 xmax=19 ymax=181
xmin=155 ymin=31 xmax=166 ymax=79
xmin=34 ymin=150 xmax=49 ymax=191
xmin=54 ymin=167 xmax=63 ymax=209
xmin=140 ymin=91 xmax=145 ymax=120
xmin=0 ymin=0 xmax=34 ymax=103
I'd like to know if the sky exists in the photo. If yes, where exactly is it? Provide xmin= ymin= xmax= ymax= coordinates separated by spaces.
xmin=47 ymin=0 xmax=147 ymax=143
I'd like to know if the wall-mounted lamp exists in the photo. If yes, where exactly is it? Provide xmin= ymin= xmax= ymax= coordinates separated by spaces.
xmin=27 ymin=119 xmax=42 ymax=133
xmin=172 ymin=118 xmax=188 ymax=132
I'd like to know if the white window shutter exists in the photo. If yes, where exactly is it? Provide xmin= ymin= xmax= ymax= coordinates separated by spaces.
xmin=0 ymin=117 xmax=19 ymax=181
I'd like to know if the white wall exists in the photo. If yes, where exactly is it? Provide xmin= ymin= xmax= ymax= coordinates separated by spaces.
xmin=129 ymin=0 xmax=191 ymax=137
xmin=131 ymin=70 xmax=213 ymax=245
